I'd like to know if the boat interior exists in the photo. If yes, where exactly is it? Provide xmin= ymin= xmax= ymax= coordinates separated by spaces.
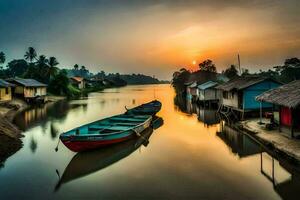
xmin=63 ymin=115 xmax=150 ymax=136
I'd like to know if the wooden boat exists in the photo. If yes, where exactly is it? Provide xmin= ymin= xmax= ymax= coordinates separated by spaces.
xmin=55 ymin=127 xmax=155 ymax=191
xmin=126 ymin=100 xmax=162 ymax=116
xmin=60 ymin=114 xmax=152 ymax=152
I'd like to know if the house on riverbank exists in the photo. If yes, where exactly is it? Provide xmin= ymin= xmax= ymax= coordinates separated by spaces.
xmin=0 ymin=79 xmax=14 ymax=102
xmin=186 ymin=82 xmax=198 ymax=101
xmin=7 ymin=78 xmax=47 ymax=102
xmin=256 ymin=80 xmax=300 ymax=138
xmin=197 ymin=81 xmax=219 ymax=106
xmin=216 ymin=76 xmax=281 ymax=120
xmin=185 ymin=71 xmax=228 ymax=102
xmin=70 ymin=76 xmax=86 ymax=89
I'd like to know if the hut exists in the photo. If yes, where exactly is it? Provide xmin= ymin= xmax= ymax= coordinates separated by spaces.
xmin=216 ymin=76 xmax=281 ymax=119
xmin=184 ymin=71 xmax=228 ymax=102
xmin=0 ymin=79 xmax=14 ymax=102
xmin=197 ymin=81 xmax=219 ymax=106
xmin=186 ymin=82 xmax=198 ymax=101
xmin=256 ymin=80 xmax=300 ymax=138
xmin=70 ymin=76 xmax=86 ymax=89
xmin=7 ymin=78 xmax=47 ymax=102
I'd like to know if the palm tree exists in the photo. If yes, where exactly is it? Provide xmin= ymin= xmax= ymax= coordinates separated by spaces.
xmin=24 ymin=47 xmax=37 ymax=63
xmin=36 ymin=55 xmax=48 ymax=67
xmin=73 ymin=64 xmax=79 ymax=70
xmin=0 ymin=51 xmax=5 ymax=70
xmin=80 ymin=65 xmax=86 ymax=77
xmin=47 ymin=56 xmax=59 ymax=80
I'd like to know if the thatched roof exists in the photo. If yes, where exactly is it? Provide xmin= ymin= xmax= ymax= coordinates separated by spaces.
xmin=256 ymin=80 xmax=300 ymax=108
xmin=215 ymin=76 xmax=277 ymax=91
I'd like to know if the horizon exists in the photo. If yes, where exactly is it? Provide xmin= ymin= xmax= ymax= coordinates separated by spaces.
xmin=1 ymin=0 xmax=299 ymax=80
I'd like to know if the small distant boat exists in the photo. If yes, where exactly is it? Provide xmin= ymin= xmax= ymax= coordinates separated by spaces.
xmin=60 ymin=114 xmax=152 ymax=152
xmin=126 ymin=100 xmax=162 ymax=116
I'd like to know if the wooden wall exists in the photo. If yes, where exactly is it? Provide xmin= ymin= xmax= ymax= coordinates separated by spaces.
xmin=0 ymin=87 xmax=12 ymax=101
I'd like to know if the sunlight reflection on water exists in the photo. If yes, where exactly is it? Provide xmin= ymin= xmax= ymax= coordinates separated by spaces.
xmin=0 ymin=84 xmax=298 ymax=199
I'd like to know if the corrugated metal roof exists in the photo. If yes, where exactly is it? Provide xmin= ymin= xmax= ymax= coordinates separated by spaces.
xmin=0 ymin=79 xmax=14 ymax=87
xmin=8 ymin=78 xmax=47 ymax=87
xmin=187 ymin=82 xmax=197 ymax=88
xmin=197 ymin=81 xmax=218 ymax=90
xmin=215 ymin=76 xmax=275 ymax=91
xmin=256 ymin=80 xmax=300 ymax=108
xmin=71 ymin=76 xmax=84 ymax=83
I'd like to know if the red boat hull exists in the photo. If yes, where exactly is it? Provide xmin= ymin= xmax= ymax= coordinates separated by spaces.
xmin=62 ymin=135 xmax=134 ymax=152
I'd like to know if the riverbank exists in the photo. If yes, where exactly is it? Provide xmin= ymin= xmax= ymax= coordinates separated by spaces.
xmin=0 ymin=95 xmax=68 ymax=168
xmin=0 ymin=99 xmax=28 ymax=138
xmin=236 ymin=118 xmax=300 ymax=165
xmin=0 ymin=95 xmax=67 ymax=138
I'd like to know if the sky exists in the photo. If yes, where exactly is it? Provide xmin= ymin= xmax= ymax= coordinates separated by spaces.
xmin=0 ymin=0 xmax=299 ymax=79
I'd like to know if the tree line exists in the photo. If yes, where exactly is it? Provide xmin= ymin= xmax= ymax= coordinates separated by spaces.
xmin=0 ymin=47 xmax=90 ymax=97
xmin=0 ymin=47 xmax=167 ymax=97
xmin=172 ymin=57 xmax=300 ymax=94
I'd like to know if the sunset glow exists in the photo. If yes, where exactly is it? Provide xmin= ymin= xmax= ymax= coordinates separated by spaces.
xmin=0 ymin=1 xmax=299 ymax=79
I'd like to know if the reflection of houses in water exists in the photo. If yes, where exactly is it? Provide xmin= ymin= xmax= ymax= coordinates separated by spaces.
xmin=196 ymin=107 xmax=220 ymax=126
xmin=186 ymin=99 xmax=197 ymax=115
xmin=217 ymin=124 xmax=261 ymax=158
xmin=260 ymin=151 xmax=300 ymax=200
xmin=14 ymin=105 xmax=49 ymax=131
xmin=187 ymin=100 xmax=220 ymax=126
xmin=14 ymin=101 xmax=84 ymax=131
xmin=219 ymin=124 xmax=300 ymax=200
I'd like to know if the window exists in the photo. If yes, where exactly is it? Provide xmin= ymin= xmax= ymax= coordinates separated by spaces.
xmin=223 ymin=91 xmax=228 ymax=99
xmin=5 ymin=88 xmax=9 ymax=95
xmin=230 ymin=91 xmax=235 ymax=99
xmin=223 ymin=91 xmax=235 ymax=99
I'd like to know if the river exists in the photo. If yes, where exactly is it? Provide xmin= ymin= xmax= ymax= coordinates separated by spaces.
xmin=0 ymin=84 xmax=299 ymax=199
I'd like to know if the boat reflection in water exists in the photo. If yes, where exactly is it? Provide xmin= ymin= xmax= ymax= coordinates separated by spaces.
xmin=55 ymin=117 xmax=164 ymax=191
xmin=218 ymin=123 xmax=300 ymax=200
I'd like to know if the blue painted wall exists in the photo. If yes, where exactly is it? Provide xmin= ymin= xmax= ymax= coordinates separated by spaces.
xmin=243 ymin=80 xmax=281 ymax=110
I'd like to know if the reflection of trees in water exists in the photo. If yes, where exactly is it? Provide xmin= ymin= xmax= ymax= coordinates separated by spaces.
xmin=30 ymin=137 xmax=37 ymax=153
xmin=174 ymin=94 xmax=188 ymax=113
xmin=50 ymin=123 xmax=59 ymax=140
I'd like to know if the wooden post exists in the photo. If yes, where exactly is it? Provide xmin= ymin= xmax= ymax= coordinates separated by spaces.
xmin=291 ymin=108 xmax=294 ymax=138
xmin=278 ymin=106 xmax=281 ymax=132
xmin=272 ymin=157 xmax=275 ymax=185
xmin=259 ymin=101 xmax=263 ymax=124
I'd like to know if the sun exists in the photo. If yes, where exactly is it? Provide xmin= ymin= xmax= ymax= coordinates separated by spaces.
xmin=192 ymin=60 xmax=197 ymax=65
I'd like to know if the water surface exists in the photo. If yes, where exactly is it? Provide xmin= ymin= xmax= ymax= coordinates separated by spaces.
xmin=0 ymin=84 xmax=299 ymax=199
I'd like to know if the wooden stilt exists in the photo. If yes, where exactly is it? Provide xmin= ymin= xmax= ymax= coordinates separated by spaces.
xmin=259 ymin=101 xmax=263 ymax=124
xmin=291 ymin=108 xmax=294 ymax=138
